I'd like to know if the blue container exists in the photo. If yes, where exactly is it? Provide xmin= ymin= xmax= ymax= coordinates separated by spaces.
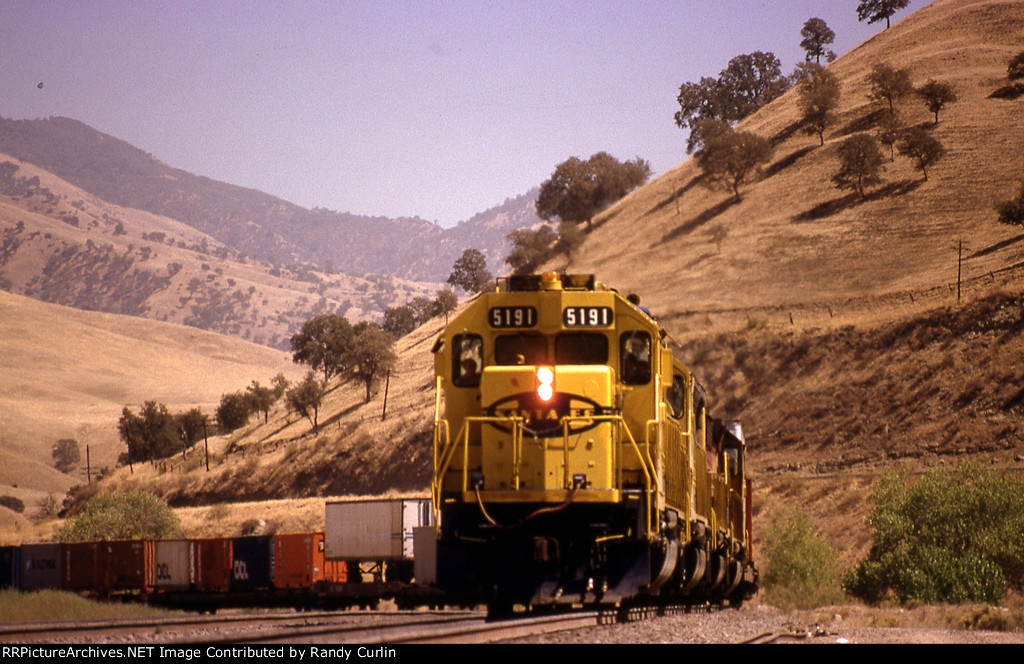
xmin=0 ymin=546 xmax=19 ymax=589
xmin=230 ymin=535 xmax=272 ymax=591
xmin=20 ymin=542 xmax=62 ymax=591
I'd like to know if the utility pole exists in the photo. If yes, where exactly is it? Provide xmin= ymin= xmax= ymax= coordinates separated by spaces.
xmin=956 ymin=239 xmax=963 ymax=304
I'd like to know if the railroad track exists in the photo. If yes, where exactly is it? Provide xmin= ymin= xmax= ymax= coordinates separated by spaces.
xmin=198 ymin=610 xmax=604 ymax=644
xmin=0 ymin=603 xmax=741 ymax=645
xmin=0 ymin=610 xmax=480 ymax=645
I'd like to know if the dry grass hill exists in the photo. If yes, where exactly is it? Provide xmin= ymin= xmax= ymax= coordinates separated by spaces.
xmin=0 ymin=289 xmax=304 ymax=531
xmin=575 ymin=0 xmax=1024 ymax=331
xmin=0 ymin=153 xmax=437 ymax=349
xmin=3 ymin=0 xmax=1023 ymax=581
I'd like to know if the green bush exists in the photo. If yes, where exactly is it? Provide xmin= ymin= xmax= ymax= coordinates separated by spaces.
xmin=844 ymin=464 xmax=1024 ymax=604
xmin=57 ymin=490 xmax=180 ymax=542
xmin=761 ymin=507 xmax=844 ymax=609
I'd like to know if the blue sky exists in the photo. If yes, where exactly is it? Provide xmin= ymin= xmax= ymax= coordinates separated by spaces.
xmin=0 ymin=1 xmax=915 ymax=227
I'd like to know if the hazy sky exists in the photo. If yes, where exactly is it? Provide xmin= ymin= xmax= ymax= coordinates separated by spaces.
xmin=1 ymin=1 xmax=915 ymax=227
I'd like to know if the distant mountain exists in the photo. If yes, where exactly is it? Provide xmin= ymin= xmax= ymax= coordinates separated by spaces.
xmin=0 ymin=117 xmax=539 ymax=281
xmin=0 ymin=151 xmax=436 ymax=348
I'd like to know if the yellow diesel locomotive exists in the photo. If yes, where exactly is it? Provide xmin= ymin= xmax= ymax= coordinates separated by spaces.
xmin=430 ymin=273 xmax=757 ymax=613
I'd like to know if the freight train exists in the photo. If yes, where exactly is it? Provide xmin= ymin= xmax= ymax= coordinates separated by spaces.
xmin=430 ymin=273 xmax=758 ymax=613
xmin=0 ymin=499 xmax=438 ymax=612
xmin=1 ymin=273 xmax=757 ymax=617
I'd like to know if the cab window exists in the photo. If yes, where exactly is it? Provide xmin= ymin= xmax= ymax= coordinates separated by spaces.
xmin=452 ymin=334 xmax=482 ymax=387
xmin=667 ymin=373 xmax=686 ymax=418
xmin=555 ymin=333 xmax=608 ymax=364
xmin=620 ymin=331 xmax=651 ymax=385
xmin=495 ymin=334 xmax=548 ymax=365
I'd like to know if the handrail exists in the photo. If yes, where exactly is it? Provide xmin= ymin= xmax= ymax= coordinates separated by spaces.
xmin=432 ymin=410 xmax=660 ymax=539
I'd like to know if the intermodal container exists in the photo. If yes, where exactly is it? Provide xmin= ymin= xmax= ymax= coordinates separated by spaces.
xmin=231 ymin=535 xmax=272 ymax=591
xmin=191 ymin=537 xmax=232 ymax=592
xmin=153 ymin=539 xmax=191 ymax=591
xmin=0 ymin=546 xmax=19 ymax=589
xmin=324 ymin=498 xmax=433 ymax=561
xmin=19 ymin=543 xmax=61 ymax=591
xmin=63 ymin=541 xmax=102 ymax=592
xmin=272 ymin=532 xmax=326 ymax=588
xmin=101 ymin=540 xmax=153 ymax=592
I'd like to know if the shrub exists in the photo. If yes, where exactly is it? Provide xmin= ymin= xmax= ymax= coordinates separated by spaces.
xmin=216 ymin=391 xmax=251 ymax=432
xmin=1008 ymin=51 xmax=1024 ymax=81
xmin=995 ymin=180 xmax=1024 ymax=227
xmin=844 ymin=464 xmax=1024 ymax=604
xmin=761 ymin=507 xmax=844 ymax=609
xmin=0 ymin=495 xmax=25 ymax=513
xmin=57 ymin=490 xmax=180 ymax=541
xmin=52 ymin=438 xmax=81 ymax=473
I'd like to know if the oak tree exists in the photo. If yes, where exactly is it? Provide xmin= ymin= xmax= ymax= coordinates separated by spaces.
xmin=697 ymin=130 xmax=774 ymax=201
xmin=674 ymin=77 xmax=731 ymax=153
xmin=436 ymin=288 xmax=458 ymax=323
xmin=800 ymin=18 xmax=836 ymax=64
xmin=536 ymin=152 xmax=651 ymax=228
xmin=347 ymin=322 xmax=397 ymax=403
xmin=286 ymin=372 xmax=326 ymax=433
xmin=797 ymin=66 xmax=841 ymax=145
xmin=118 ymin=401 xmax=181 ymax=462
xmin=505 ymin=225 xmax=559 ymax=275
xmin=447 ymin=249 xmax=493 ymax=294
xmin=856 ymin=0 xmax=910 ymax=30
xmin=867 ymin=63 xmax=913 ymax=114
xmin=290 ymin=314 xmax=354 ymax=382
xmin=917 ymin=79 xmax=957 ymax=124
xmin=245 ymin=381 xmax=276 ymax=424
xmin=675 ymin=52 xmax=789 ymax=153
xmin=271 ymin=373 xmax=290 ymax=400
xmin=382 ymin=305 xmax=418 ymax=339
xmin=176 ymin=408 xmax=208 ymax=450
xmin=57 ymin=491 xmax=180 ymax=542
xmin=897 ymin=127 xmax=946 ymax=180
xmin=216 ymin=392 xmax=251 ymax=432
xmin=832 ymin=133 xmax=885 ymax=198
xmin=875 ymin=111 xmax=903 ymax=161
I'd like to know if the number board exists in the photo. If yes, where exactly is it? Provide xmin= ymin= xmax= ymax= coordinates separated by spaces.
xmin=563 ymin=306 xmax=613 ymax=327
xmin=489 ymin=306 xmax=537 ymax=328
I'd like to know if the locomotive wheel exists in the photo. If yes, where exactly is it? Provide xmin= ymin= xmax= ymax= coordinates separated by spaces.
xmin=706 ymin=553 xmax=727 ymax=596
xmin=724 ymin=559 xmax=743 ymax=595
xmin=680 ymin=546 xmax=707 ymax=595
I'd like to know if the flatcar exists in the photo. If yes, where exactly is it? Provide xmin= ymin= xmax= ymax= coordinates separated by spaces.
xmin=430 ymin=273 xmax=758 ymax=613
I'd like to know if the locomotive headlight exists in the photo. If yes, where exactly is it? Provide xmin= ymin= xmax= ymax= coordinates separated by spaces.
xmin=536 ymin=366 xmax=555 ymax=402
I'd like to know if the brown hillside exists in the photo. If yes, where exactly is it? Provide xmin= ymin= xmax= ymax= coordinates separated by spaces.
xmin=0 ymin=151 xmax=437 ymax=349
xmin=568 ymin=0 xmax=1024 ymax=336
xmin=0 ymin=289 xmax=304 ymax=523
